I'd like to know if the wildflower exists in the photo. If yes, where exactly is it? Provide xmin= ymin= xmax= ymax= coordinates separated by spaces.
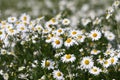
xmin=61 ymin=54 xmax=76 ymax=63
xmin=108 ymin=57 xmax=118 ymax=65
xmin=62 ymin=18 xmax=70 ymax=25
xmin=103 ymin=59 xmax=111 ymax=68
xmin=64 ymin=38 xmax=77 ymax=48
xmin=80 ymin=56 xmax=94 ymax=69
xmin=93 ymin=17 xmax=101 ymax=25
xmin=76 ymin=34 xmax=86 ymax=42
xmin=41 ymin=59 xmax=54 ymax=70
xmin=56 ymin=28 xmax=64 ymax=36
xmin=91 ymin=49 xmax=101 ymax=55
xmin=104 ymin=31 xmax=115 ymax=41
xmin=8 ymin=17 xmax=17 ymax=23
xmin=53 ymin=70 xmax=64 ymax=80
xmin=89 ymin=30 xmax=101 ymax=41
xmin=20 ymin=13 xmax=31 ymax=24
xmin=81 ymin=18 xmax=91 ymax=26
xmin=52 ymin=37 xmax=63 ymax=49
xmin=3 ymin=73 xmax=9 ymax=80
xmin=89 ymin=66 xmax=101 ymax=75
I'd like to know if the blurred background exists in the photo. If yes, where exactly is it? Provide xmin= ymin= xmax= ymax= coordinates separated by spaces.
xmin=0 ymin=0 xmax=113 ymax=19
xmin=0 ymin=0 xmax=120 ymax=44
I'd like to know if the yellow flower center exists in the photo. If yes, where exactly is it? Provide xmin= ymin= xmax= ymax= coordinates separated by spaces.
xmin=84 ymin=60 xmax=90 ymax=65
xmin=45 ymin=61 xmax=50 ymax=67
xmin=23 ymin=16 xmax=27 ymax=21
xmin=66 ymin=38 xmax=72 ymax=43
xmin=93 ymin=49 xmax=97 ymax=53
xmin=92 ymin=33 xmax=97 ymax=37
xmin=93 ymin=69 xmax=97 ymax=72
xmin=72 ymin=31 xmax=77 ymax=35
xmin=65 ymin=54 xmax=71 ymax=59
xmin=111 ymin=58 xmax=114 ymax=63
xmin=0 ymin=31 xmax=2 ymax=35
xmin=57 ymin=72 xmax=61 ymax=77
xmin=9 ymin=29 xmax=14 ymax=33
xmin=104 ymin=61 xmax=108 ymax=64
xmin=64 ymin=20 xmax=68 ymax=23
xmin=58 ymin=29 xmax=62 ymax=33
xmin=78 ymin=35 xmax=82 ymax=39
xmin=20 ymin=27 xmax=25 ymax=30
xmin=11 ymin=18 xmax=14 ymax=21
xmin=55 ymin=40 xmax=60 ymax=45
xmin=51 ymin=18 xmax=56 ymax=23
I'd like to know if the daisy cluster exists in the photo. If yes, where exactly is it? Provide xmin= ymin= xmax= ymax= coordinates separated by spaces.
xmin=0 ymin=0 xmax=120 ymax=80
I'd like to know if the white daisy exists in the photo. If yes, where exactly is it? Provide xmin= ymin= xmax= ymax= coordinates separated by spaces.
xmin=52 ymin=37 xmax=63 ymax=49
xmin=56 ymin=28 xmax=64 ymax=36
xmin=7 ymin=28 xmax=16 ymax=35
xmin=104 ymin=31 xmax=115 ymax=41
xmin=61 ymin=54 xmax=76 ymax=63
xmin=108 ymin=57 xmax=118 ymax=65
xmin=93 ymin=17 xmax=101 ymax=25
xmin=41 ymin=59 xmax=54 ymax=70
xmin=17 ymin=23 xmax=27 ymax=32
xmin=62 ymin=18 xmax=70 ymax=25
xmin=104 ymin=48 xmax=115 ymax=57
xmin=91 ymin=49 xmax=101 ymax=55
xmin=53 ymin=70 xmax=64 ymax=80
xmin=89 ymin=66 xmax=101 ymax=75
xmin=103 ymin=59 xmax=111 ymax=68
xmin=81 ymin=18 xmax=91 ymax=26
xmin=113 ymin=0 xmax=120 ymax=7
xmin=35 ymin=24 xmax=43 ymax=32
xmin=76 ymin=34 xmax=86 ymax=42
xmin=20 ymin=13 xmax=31 ymax=24
xmin=45 ymin=36 xmax=53 ymax=43
xmin=89 ymin=30 xmax=101 ymax=41
xmin=64 ymin=38 xmax=77 ymax=48
xmin=70 ymin=30 xmax=82 ymax=38
xmin=80 ymin=56 xmax=94 ymax=69
xmin=8 ymin=16 xmax=17 ymax=23
xmin=49 ymin=18 xmax=58 ymax=25
xmin=0 ymin=29 xmax=6 ymax=40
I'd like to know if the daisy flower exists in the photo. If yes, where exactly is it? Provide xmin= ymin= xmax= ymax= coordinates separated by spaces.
xmin=89 ymin=66 xmax=101 ymax=75
xmin=64 ymin=38 xmax=77 ymax=48
xmin=93 ymin=17 xmax=101 ymax=25
xmin=69 ymin=30 xmax=82 ymax=38
xmin=104 ymin=48 xmax=115 ymax=57
xmin=91 ymin=49 xmax=101 ymax=55
xmin=113 ymin=0 xmax=120 ymax=7
xmin=0 ymin=29 xmax=6 ymax=40
xmin=56 ymin=28 xmax=64 ymax=36
xmin=80 ymin=56 xmax=94 ymax=69
xmin=46 ymin=36 xmax=53 ymax=43
xmin=108 ymin=57 xmax=118 ymax=65
xmin=35 ymin=24 xmax=43 ymax=32
xmin=89 ymin=30 xmax=101 ymax=41
xmin=7 ymin=28 xmax=16 ymax=35
xmin=62 ymin=18 xmax=70 ymax=25
xmin=104 ymin=31 xmax=115 ymax=41
xmin=53 ymin=70 xmax=64 ymax=80
xmin=61 ymin=54 xmax=76 ymax=63
xmin=49 ymin=18 xmax=58 ymax=25
xmin=17 ymin=23 xmax=27 ymax=32
xmin=52 ymin=37 xmax=63 ymax=49
xmin=76 ymin=34 xmax=86 ymax=42
xmin=20 ymin=13 xmax=31 ymax=24
xmin=8 ymin=16 xmax=17 ymax=23
xmin=41 ymin=59 xmax=54 ymax=70
xmin=81 ymin=18 xmax=91 ymax=26
xmin=103 ymin=59 xmax=111 ymax=68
